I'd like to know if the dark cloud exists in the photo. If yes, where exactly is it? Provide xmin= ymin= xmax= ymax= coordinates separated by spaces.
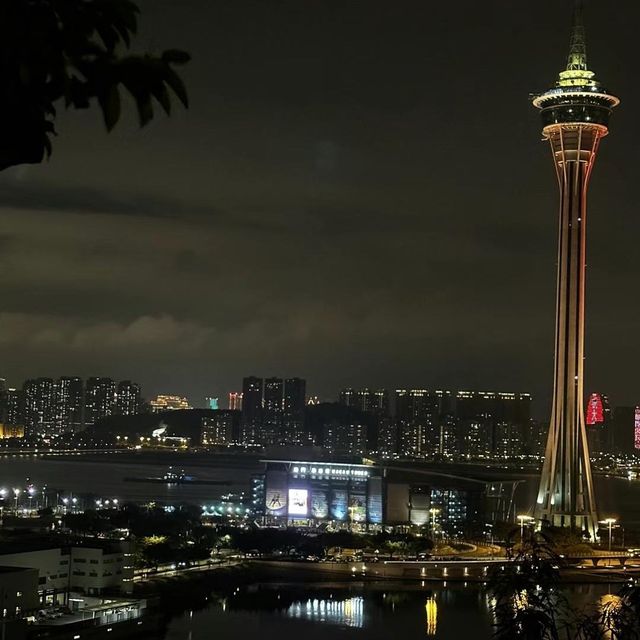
xmin=0 ymin=0 xmax=637 ymax=414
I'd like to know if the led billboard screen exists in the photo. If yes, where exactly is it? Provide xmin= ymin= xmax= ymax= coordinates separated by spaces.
xmin=288 ymin=488 xmax=309 ymax=517
xmin=635 ymin=407 xmax=640 ymax=451
xmin=331 ymin=489 xmax=348 ymax=520
xmin=311 ymin=491 xmax=329 ymax=519
xmin=367 ymin=477 xmax=383 ymax=524
xmin=265 ymin=470 xmax=287 ymax=516
xmin=349 ymin=494 xmax=367 ymax=523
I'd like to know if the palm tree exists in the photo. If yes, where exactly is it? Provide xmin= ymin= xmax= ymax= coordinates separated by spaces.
xmin=0 ymin=0 xmax=189 ymax=170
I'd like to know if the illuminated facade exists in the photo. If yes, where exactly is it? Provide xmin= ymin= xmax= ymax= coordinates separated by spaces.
xmin=259 ymin=460 xmax=511 ymax=533
xmin=635 ymin=408 xmax=640 ymax=451
xmin=149 ymin=394 xmax=191 ymax=412
xmin=534 ymin=3 xmax=619 ymax=538
xmin=585 ymin=392 xmax=611 ymax=454
xmin=0 ymin=423 xmax=25 ymax=439
xmin=262 ymin=460 xmax=382 ymax=526
xmin=228 ymin=391 xmax=243 ymax=411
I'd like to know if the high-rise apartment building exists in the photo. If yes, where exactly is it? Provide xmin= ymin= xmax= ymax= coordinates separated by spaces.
xmin=54 ymin=377 xmax=84 ymax=433
xmin=23 ymin=378 xmax=55 ymax=437
xmin=0 ymin=378 xmax=6 ymax=422
xmin=240 ymin=377 xmax=263 ymax=445
xmin=339 ymin=388 xmax=389 ymax=416
xmin=85 ymin=377 xmax=117 ymax=427
xmin=395 ymin=389 xmax=439 ymax=458
xmin=262 ymin=377 xmax=283 ymax=445
xmin=283 ymin=377 xmax=306 ymax=443
xmin=6 ymin=388 xmax=24 ymax=428
xmin=322 ymin=421 xmax=368 ymax=456
xmin=456 ymin=391 xmax=532 ymax=459
xmin=377 ymin=417 xmax=399 ymax=459
xmin=116 ymin=380 xmax=141 ymax=416
xmin=201 ymin=411 xmax=236 ymax=446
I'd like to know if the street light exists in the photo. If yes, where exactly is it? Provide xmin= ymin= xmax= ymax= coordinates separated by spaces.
xmin=601 ymin=518 xmax=617 ymax=552
xmin=13 ymin=488 xmax=20 ymax=511
xmin=517 ymin=515 xmax=534 ymax=543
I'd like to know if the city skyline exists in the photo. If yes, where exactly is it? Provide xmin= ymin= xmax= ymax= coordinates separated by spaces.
xmin=0 ymin=1 xmax=638 ymax=414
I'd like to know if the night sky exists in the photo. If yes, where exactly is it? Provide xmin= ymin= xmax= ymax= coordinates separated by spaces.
xmin=0 ymin=0 xmax=638 ymax=416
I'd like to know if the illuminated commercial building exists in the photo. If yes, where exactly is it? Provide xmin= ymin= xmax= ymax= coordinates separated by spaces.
xmin=149 ymin=394 xmax=191 ymax=413
xmin=533 ymin=3 xmax=619 ymax=538
xmin=635 ymin=408 xmax=640 ymax=451
xmin=259 ymin=460 xmax=518 ymax=534
xmin=585 ymin=392 xmax=611 ymax=454
xmin=228 ymin=391 xmax=243 ymax=411
xmin=0 ymin=423 xmax=25 ymax=439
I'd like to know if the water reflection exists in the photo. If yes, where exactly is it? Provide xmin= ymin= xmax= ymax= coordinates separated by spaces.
xmin=165 ymin=583 xmax=620 ymax=640
xmin=425 ymin=597 xmax=437 ymax=636
xmin=286 ymin=596 xmax=364 ymax=628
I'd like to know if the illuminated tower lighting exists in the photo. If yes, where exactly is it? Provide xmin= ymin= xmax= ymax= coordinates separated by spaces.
xmin=533 ymin=1 xmax=619 ymax=539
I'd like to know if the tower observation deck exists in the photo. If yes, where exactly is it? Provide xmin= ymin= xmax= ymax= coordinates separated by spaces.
xmin=533 ymin=1 xmax=619 ymax=540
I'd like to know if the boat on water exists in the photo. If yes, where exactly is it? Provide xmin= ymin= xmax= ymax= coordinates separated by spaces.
xmin=124 ymin=467 xmax=231 ymax=486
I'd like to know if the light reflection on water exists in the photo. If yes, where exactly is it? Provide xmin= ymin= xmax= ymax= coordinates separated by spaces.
xmin=286 ymin=596 xmax=364 ymax=628
xmin=163 ymin=582 xmax=624 ymax=640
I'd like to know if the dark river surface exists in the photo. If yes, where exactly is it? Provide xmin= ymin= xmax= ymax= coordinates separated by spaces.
xmin=1 ymin=453 xmax=640 ymax=529
xmin=162 ymin=581 xmax=618 ymax=640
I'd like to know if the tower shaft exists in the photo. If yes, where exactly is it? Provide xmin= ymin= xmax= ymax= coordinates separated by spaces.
xmin=535 ymin=123 xmax=604 ymax=538
xmin=532 ymin=0 xmax=618 ymax=541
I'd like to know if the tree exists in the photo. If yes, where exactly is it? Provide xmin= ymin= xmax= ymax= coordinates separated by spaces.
xmin=0 ymin=0 xmax=189 ymax=170
xmin=489 ymin=531 xmax=570 ymax=640
xmin=490 ymin=528 xmax=640 ymax=640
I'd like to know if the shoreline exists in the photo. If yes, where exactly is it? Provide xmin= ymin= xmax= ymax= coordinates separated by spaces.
xmin=133 ymin=560 xmax=631 ymax=597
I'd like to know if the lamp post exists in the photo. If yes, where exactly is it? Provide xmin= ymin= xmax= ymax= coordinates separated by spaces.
xmin=13 ymin=488 xmax=20 ymax=512
xmin=601 ymin=518 xmax=617 ymax=552
xmin=517 ymin=515 xmax=534 ymax=543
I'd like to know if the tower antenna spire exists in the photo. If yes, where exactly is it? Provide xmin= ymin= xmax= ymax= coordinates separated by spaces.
xmin=567 ymin=0 xmax=588 ymax=71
